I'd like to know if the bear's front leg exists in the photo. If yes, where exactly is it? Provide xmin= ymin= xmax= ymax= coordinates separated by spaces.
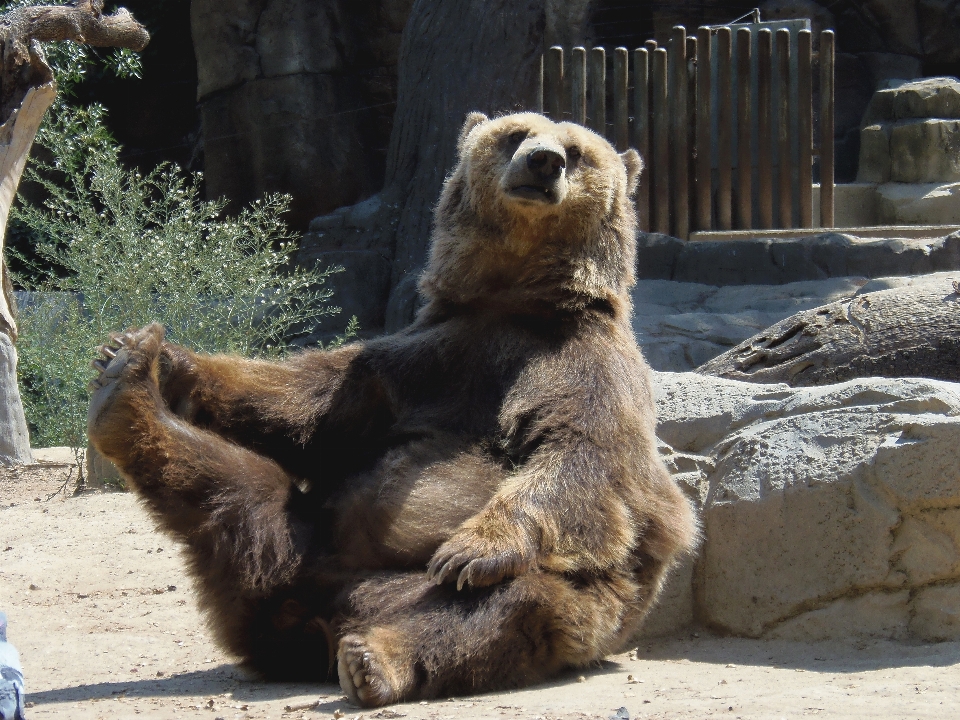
xmin=426 ymin=496 xmax=537 ymax=589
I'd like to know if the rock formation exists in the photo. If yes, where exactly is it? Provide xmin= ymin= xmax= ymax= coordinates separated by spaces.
xmin=644 ymin=371 xmax=960 ymax=643
xmin=858 ymin=76 xmax=960 ymax=225
xmin=191 ymin=0 xmax=415 ymax=230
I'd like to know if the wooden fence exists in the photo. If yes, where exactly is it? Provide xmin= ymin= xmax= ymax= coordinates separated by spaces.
xmin=539 ymin=25 xmax=836 ymax=239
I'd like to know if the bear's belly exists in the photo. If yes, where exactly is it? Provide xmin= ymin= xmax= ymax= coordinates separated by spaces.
xmin=328 ymin=435 xmax=506 ymax=570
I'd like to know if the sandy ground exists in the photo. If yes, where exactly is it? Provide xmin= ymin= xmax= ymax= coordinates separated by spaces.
xmin=2 ymin=455 xmax=960 ymax=720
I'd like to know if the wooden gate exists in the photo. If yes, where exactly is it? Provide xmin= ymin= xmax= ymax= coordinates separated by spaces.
xmin=539 ymin=25 xmax=836 ymax=240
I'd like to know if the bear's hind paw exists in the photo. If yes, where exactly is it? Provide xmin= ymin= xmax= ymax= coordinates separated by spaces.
xmin=87 ymin=324 xmax=167 ymax=441
xmin=337 ymin=634 xmax=405 ymax=708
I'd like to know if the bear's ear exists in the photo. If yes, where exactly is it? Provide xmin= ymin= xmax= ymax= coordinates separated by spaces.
xmin=620 ymin=148 xmax=643 ymax=196
xmin=457 ymin=112 xmax=489 ymax=153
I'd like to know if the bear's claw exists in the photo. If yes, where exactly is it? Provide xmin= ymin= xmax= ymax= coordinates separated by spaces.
xmin=426 ymin=532 xmax=533 ymax=590
xmin=89 ymin=333 xmax=131 ymax=390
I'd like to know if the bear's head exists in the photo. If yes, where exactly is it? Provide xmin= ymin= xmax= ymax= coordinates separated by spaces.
xmin=419 ymin=112 xmax=642 ymax=317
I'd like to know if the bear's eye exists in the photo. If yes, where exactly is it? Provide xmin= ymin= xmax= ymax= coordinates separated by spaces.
xmin=508 ymin=130 xmax=527 ymax=145
xmin=567 ymin=146 xmax=582 ymax=161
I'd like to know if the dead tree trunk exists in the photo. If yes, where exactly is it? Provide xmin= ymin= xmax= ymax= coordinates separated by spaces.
xmin=0 ymin=0 xmax=148 ymax=463
xmin=696 ymin=276 xmax=960 ymax=387
xmin=381 ymin=0 xmax=561 ymax=329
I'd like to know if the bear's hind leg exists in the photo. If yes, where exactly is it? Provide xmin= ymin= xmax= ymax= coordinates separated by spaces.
xmin=88 ymin=325 xmax=319 ymax=662
xmin=336 ymin=570 xmax=638 ymax=707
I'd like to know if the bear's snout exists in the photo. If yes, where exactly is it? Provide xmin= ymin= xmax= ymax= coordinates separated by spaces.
xmin=526 ymin=147 xmax=565 ymax=179
xmin=501 ymin=138 xmax=569 ymax=206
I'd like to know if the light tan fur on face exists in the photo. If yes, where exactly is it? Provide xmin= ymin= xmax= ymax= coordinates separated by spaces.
xmin=420 ymin=113 xmax=643 ymax=313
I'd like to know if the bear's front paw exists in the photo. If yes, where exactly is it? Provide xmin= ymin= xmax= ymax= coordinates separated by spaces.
xmin=426 ymin=527 xmax=535 ymax=590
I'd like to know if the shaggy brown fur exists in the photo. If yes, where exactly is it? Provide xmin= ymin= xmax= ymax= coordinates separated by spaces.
xmin=87 ymin=112 xmax=698 ymax=707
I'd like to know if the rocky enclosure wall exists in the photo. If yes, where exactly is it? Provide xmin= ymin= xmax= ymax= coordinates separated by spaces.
xmin=191 ymin=0 xmax=414 ymax=230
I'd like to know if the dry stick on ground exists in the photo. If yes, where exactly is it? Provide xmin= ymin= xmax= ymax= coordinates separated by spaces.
xmin=0 ymin=1 xmax=148 ymax=463
xmin=696 ymin=277 xmax=960 ymax=387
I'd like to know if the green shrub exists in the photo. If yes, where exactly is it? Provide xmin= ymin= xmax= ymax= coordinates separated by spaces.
xmin=4 ymin=1 xmax=351 ymax=454
xmin=14 ymin=107 xmax=350 ymax=452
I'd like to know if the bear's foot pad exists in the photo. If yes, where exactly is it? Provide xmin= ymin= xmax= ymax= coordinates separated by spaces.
xmin=338 ymin=634 xmax=403 ymax=707
xmin=88 ymin=336 xmax=134 ymax=425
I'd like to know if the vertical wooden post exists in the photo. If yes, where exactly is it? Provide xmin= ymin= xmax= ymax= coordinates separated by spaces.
xmin=543 ymin=46 xmax=563 ymax=120
xmin=717 ymin=27 xmax=733 ymax=231
xmin=687 ymin=35 xmax=698 ymax=232
xmin=537 ymin=53 xmax=544 ymax=114
xmin=589 ymin=47 xmax=606 ymax=137
xmin=613 ymin=47 xmax=629 ymax=151
xmin=777 ymin=29 xmax=793 ymax=229
xmin=736 ymin=27 xmax=752 ymax=230
xmin=652 ymin=47 xmax=670 ymax=235
xmin=696 ymin=26 xmax=712 ymax=232
xmin=571 ymin=47 xmax=587 ymax=126
xmin=757 ymin=29 xmax=773 ymax=229
xmin=798 ymin=30 xmax=813 ymax=228
xmin=669 ymin=26 xmax=688 ymax=240
xmin=820 ymin=30 xmax=835 ymax=229
xmin=634 ymin=48 xmax=651 ymax=232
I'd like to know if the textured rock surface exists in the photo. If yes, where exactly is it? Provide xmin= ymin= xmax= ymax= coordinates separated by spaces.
xmin=294 ymin=194 xmax=396 ymax=336
xmin=863 ymin=77 xmax=960 ymax=124
xmin=637 ymin=231 xmax=960 ymax=286
xmin=192 ymin=0 xmax=414 ymax=229
xmin=859 ymin=78 xmax=960 ymax=186
xmin=889 ymin=120 xmax=960 ymax=183
xmin=695 ymin=272 xmax=960 ymax=386
xmin=877 ymin=182 xmax=960 ymax=225
xmin=857 ymin=124 xmax=893 ymax=183
xmin=632 ymin=277 xmax=868 ymax=372
xmin=644 ymin=372 xmax=960 ymax=642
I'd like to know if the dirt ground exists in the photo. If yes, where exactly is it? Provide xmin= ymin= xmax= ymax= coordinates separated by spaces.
xmin=1 ymin=454 xmax=959 ymax=720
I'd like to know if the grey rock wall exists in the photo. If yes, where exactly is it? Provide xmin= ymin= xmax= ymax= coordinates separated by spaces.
xmin=192 ymin=0 xmax=414 ymax=230
xmin=636 ymin=231 xmax=960 ymax=287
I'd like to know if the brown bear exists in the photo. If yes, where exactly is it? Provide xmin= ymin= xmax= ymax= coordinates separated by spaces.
xmin=87 ymin=111 xmax=698 ymax=707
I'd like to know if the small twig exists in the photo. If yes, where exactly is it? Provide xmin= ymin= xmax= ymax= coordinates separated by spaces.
xmin=283 ymin=700 xmax=320 ymax=712
xmin=72 ymin=445 xmax=86 ymax=494
xmin=45 ymin=464 xmax=74 ymax=500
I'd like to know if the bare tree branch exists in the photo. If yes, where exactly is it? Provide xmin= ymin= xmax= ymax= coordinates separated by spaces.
xmin=0 ymin=1 xmax=149 ymax=120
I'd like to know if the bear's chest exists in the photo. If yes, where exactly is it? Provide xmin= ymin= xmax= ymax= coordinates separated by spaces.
xmin=321 ymin=319 xmax=560 ymax=569
xmin=371 ymin=320 xmax=541 ymax=435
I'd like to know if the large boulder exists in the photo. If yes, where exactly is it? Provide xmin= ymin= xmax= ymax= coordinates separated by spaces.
xmin=859 ymin=77 xmax=960 ymax=186
xmin=877 ymin=181 xmax=960 ymax=225
xmin=645 ymin=372 xmax=960 ymax=642
xmin=889 ymin=120 xmax=960 ymax=183
xmin=863 ymin=77 xmax=960 ymax=124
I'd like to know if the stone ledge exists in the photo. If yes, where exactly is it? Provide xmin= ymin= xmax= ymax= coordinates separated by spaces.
xmin=639 ymin=230 xmax=960 ymax=286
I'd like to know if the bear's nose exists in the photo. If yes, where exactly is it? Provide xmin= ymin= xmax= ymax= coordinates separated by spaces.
xmin=526 ymin=147 xmax=566 ymax=179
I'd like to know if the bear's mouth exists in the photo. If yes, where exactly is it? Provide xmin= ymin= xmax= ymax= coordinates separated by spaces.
xmin=508 ymin=184 xmax=557 ymax=203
